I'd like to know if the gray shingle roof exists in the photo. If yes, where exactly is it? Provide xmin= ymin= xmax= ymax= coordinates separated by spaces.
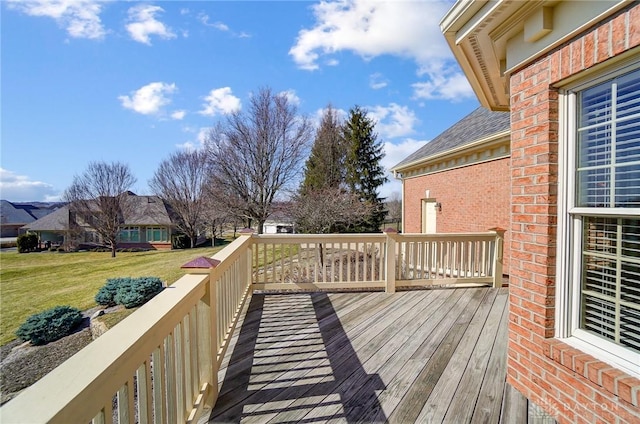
xmin=392 ymin=107 xmax=510 ymax=170
xmin=22 ymin=195 xmax=174 ymax=231
xmin=22 ymin=206 xmax=70 ymax=231
xmin=124 ymin=195 xmax=174 ymax=226
xmin=1 ymin=200 xmax=35 ymax=225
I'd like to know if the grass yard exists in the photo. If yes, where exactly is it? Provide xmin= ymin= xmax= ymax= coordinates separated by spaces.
xmin=0 ymin=245 xmax=227 ymax=346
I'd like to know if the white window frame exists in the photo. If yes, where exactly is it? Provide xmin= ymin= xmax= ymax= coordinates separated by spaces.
xmin=556 ymin=60 xmax=640 ymax=378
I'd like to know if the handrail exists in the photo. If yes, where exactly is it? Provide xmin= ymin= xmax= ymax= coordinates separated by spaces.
xmin=0 ymin=232 xmax=254 ymax=424
xmin=0 ymin=229 xmax=502 ymax=423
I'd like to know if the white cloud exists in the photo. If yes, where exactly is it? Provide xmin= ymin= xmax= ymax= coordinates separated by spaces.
xmin=176 ymin=127 xmax=212 ymax=151
xmin=412 ymin=63 xmax=475 ymax=100
xmin=369 ymin=73 xmax=388 ymax=90
xmin=198 ymin=13 xmax=229 ymax=31
xmin=171 ymin=110 xmax=186 ymax=120
xmin=119 ymin=82 xmax=177 ymax=115
xmin=279 ymin=89 xmax=301 ymax=107
xmin=199 ymin=87 xmax=241 ymax=116
xmin=7 ymin=0 xmax=106 ymax=39
xmin=289 ymin=0 xmax=474 ymax=101
xmin=382 ymin=138 xmax=426 ymax=172
xmin=126 ymin=4 xmax=176 ymax=45
xmin=0 ymin=168 xmax=61 ymax=202
xmin=378 ymin=138 xmax=427 ymax=199
xmin=176 ymin=141 xmax=196 ymax=151
xmin=197 ymin=127 xmax=211 ymax=144
xmin=369 ymin=103 xmax=418 ymax=139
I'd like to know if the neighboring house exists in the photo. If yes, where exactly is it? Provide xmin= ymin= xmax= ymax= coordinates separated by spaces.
xmin=22 ymin=194 xmax=176 ymax=250
xmin=0 ymin=200 xmax=60 ymax=238
xmin=391 ymin=107 xmax=511 ymax=275
xmin=263 ymin=209 xmax=295 ymax=234
xmin=441 ymin=1 xmax=639 ymax=423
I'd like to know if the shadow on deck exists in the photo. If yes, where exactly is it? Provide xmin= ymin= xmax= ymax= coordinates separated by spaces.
xmin=202 ymin=287 xmax=528 ymax=424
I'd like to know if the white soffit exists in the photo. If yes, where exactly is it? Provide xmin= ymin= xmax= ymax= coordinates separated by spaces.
xmin=440 ymin=0 xmax=631 ymax=111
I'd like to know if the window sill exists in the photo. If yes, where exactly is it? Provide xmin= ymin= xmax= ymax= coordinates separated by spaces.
xmin=543 ymin=338 xmax=640 ymax=408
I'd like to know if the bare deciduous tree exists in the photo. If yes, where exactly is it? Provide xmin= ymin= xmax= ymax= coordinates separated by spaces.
xmin=293 ymin=187 xmax=374 ymax=234
xmin=63 ymin=161 xmax=137 ymax=257
xmin=205 ymin=87 xmax=313 ymax=234
xmin=385 ymin=192 xmax=402 ymax=230
xmin=149 ymin=149 xmax=208 ymax=248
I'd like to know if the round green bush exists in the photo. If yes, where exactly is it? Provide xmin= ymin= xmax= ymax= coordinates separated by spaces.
xmin=16 ymin=306 xmax=83 ymax=345
xmin=115 ymin=277 xmax=164 ymax=309
xmin=95 ymin=278 xmax=132 ymax=306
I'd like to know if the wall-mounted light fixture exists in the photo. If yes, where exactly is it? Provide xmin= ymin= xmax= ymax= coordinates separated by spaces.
xmin=435 ymin=202 xmax=442 ymax=212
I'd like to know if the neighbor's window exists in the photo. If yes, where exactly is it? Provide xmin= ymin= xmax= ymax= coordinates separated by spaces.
xmin=119 ymin=226 xmax=140 ymax=242
xmin=146 ymin=227 xmax=168 ymax=242
xmin=569 ymin=66 xmax=640 ymax=361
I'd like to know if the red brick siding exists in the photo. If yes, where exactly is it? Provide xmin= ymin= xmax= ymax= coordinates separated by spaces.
xmin=508 ymin=4 xmax=640 ymax=423
xmin=402 ymin=157 xmax=511 ymax=275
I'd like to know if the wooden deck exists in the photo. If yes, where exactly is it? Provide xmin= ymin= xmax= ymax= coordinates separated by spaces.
xmin=200 ymin=287 xmax=528 ymax=423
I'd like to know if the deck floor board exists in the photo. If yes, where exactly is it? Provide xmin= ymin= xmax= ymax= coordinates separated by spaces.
xmin=202 ymin=287 xmax=521 ymax=424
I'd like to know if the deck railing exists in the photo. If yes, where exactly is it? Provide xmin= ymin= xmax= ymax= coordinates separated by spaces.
xmin=0 ymin=229 xmax=502 ymax=423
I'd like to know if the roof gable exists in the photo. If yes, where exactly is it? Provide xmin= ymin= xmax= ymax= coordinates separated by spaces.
xmin=392 ymin=107 xmax=510 ymax=171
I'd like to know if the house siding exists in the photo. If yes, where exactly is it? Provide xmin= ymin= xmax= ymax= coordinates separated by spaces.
xmin=402 ymin=157 xmax=511 ymax=275
xmin=507 ymin=4 xmax=640 ymax=423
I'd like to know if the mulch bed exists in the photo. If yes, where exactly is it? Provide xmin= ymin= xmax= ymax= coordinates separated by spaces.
xmin=0 ymin=318 xmax=93 ymax=406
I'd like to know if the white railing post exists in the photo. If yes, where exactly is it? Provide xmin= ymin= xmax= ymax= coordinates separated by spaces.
xmin=239 ymin=228 xmax=255 ymax=294
xmin=489 ymin=227 xmax=505 ymax=288
xmin=384 ymin=228 xmax=398 ymax=294
xmin=180 ymin=257 xmax=221 ymax=416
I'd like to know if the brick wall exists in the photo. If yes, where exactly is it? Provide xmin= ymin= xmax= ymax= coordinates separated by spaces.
xmin=508 ymin=4 xmax=640 ymax=423
xmin=402 ymin=157 xmax=511 ymax=275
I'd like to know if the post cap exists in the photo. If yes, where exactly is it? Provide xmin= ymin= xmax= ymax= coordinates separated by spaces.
xmin=181 ymin=256 xmax=221 ymax=269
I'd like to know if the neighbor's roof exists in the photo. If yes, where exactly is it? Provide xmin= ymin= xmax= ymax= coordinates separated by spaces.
xmin=124 ymin=195 xmax=174 ymax=226
xmin=22 ymin=195 xmax=175 ymax=231
xmin=1 ymin=200 xmax=35 ymax=225
xmin=22 ymin=206 xmax=70 ymax=231
xmin=392 ymin=107 xmax=510 ymax=171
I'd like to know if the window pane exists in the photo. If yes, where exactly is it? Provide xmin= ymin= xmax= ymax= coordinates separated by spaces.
xmin=577 ymin=125 xmax=611 ymax=168
xmin=582 ymin=296 xmax=616 ymax=339
xmin=580 ymin=81 xmax=612 ymax=127
xmin=616 ymin=116 xmax=640 ymax=163
xmin=617 ymin=69 xmax=640 ymax=120
xmin=621 ymin=306 xmax=640 ymax=352
xmin=615 ymin=165 xmax=640 ymax=207
xmin=577 ymin=167 xmax=610 ymax=207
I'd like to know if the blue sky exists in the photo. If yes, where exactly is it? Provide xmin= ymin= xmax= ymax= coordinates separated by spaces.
xmin=1 ymin=0 xmax=480 ymax=202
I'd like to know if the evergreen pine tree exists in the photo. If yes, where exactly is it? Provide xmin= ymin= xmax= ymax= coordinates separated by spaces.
xmin=300 ymin=106 xmax=346 ymax=193
xmin=343 ymin=106 xmax=388 ymax=232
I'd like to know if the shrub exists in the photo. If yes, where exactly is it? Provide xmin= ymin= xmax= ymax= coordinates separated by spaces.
xmin=95 ymin=277 xmax=163 ymax=309
xmin=115 ymin=277 xmax=164 ymax=309
xmin=16 ymin=306 xmax=83 ymax=345
xmin=95 ymin=278 xmax=132 ymax=306
xmin=16 ymin=233 xmax=38 ymax=253
xmin=172 ymin=234 xmax=190 ymax=249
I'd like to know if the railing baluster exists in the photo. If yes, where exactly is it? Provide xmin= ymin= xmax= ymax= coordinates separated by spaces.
xmin=136 ymin=361 xmax=152 ymax=424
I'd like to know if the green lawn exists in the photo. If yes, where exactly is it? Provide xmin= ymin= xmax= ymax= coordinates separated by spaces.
xmin=0 ymin=246 xmax=226 ymax=346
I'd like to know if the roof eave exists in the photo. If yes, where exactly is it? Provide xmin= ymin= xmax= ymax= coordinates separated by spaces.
xmin=392 ymin=130 xmax=510 ymax=175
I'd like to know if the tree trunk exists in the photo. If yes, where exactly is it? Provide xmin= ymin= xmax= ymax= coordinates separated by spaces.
xmin=111 ymin=244 xmax=116 ymax=258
